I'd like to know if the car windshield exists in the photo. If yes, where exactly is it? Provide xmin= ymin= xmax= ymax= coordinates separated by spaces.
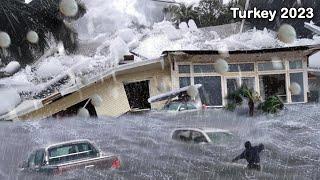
xmin=48 ymin=143 xmax=98 ymax=165
xmin=163 ymin=102 xmax=197 ymax=111
xmin=187 ymin=103 xmax=197 ymax=110
xmin=206 ymin=132 xmax=233 ymax=143
xmin=163 ymin=102 xmax=180 ymax=111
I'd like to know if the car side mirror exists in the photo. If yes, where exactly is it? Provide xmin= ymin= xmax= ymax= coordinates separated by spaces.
xmin=179 ymin=107 xmax=186 ymax=111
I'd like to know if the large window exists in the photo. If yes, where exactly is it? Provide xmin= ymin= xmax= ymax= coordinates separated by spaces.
xmin=227 ymin=77 xmax=255 ymax=95
xmin=178 ymin=65 xmax=190 ymax=73
xmin=258 ymin=62 xmax=285 ymax=71
xmin=194 ymin=64 xmax=215 ymax=73
xmin=194 ymin=76 xmax=222 ymax=106
xmin=290 ymin=73 xmax=304 ymax=102
xmin=289 ymin=60 xmax=303 ymax=69
xmin=229 ymin=63 xmax=254 ymax=72
xmin=179 ymin=77 xmax=191 ymax=88
xmin=259 ymin=74 xmax=287 ymax=102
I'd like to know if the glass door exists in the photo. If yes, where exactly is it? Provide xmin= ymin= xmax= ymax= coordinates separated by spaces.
xmin=194 ymin=76 xmax=222 ymax=106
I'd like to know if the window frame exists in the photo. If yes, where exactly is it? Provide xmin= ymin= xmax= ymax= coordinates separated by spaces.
xmin=228 ymin=63 xmax=255 ymax=72
xmin=289 ymin=72 xmax=305 ymax=103
xmin=178 ymin=65 xmax=191 ymax=74
xmin=257 ymin=61 xmax=286 ymax=72
xmin=193 ymin=64 xmax=215 ymax=74
xmin=289 ymin=60 xmax=303 ymax=70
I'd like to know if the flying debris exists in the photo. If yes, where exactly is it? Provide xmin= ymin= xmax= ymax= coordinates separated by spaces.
xmin=187 ymin=85 xmax=199 ymax=99
xmin=4 ymin=61 xmax=21 ymax=75
xmin=271 ymin=57 xmax=284 ymax=70
xmin=277 ymin=24 xmax=297 ymax=44
xmin=304 ymin=22 xmax=320 ymax=35
xmin=59 ymin=0 xmax=79 ymax=17
xmin=26 ymin=31 xmax=39 ymax=44
xmin=0 ymin=88 xmax=21 ymax=115
xmin=91 ymin=94 xmax=103 ymax=107
xmin=0 ymin=32 xmax=11 ymax=48
xmin=290 ymin=82 xmax=302 ymax=95
xmin=148 ymin=84 xmax=202 ymax=104
xmin=77 ymin=107 xmax=90 ymax=118
xmin=214 ymin=59 xmax=229 ymax=74
xmin=150 ymin=0 xmax=180 ymax=5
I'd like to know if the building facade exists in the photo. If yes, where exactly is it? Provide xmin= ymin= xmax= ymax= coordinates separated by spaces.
xmin=167 ymin=46 xmax=314 ymax=107
xmin=1 ymin=45 xmax=319 ymax=121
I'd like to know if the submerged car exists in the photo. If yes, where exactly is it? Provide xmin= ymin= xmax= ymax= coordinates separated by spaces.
xmin=172 ymin=128 xmax=233 ymax=144
xmin=20 ymin=139 xmax=120 ymax=175
xmin=148 ymin=84 xmax=204 ymax=113
xmin=162 ymin=100 xmax=201 ymax=112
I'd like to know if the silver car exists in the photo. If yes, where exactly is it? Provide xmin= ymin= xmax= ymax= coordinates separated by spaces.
xmin=172 ymin=128 xmax=234 ymax=144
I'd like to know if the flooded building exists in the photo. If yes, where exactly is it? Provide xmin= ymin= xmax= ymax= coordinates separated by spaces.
xmin=1 ymin=45 xmax=319 ymax=121
xmin=169 ymin=46 xmax=315 ymax=107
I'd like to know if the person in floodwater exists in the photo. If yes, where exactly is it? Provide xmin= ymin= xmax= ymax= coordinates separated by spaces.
xmin=232 ymin=141 xmax=264 ymax=171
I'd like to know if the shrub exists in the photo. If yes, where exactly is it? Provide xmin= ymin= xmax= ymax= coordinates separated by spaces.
xmin=258 ymin=96 xmax=284 ymax=114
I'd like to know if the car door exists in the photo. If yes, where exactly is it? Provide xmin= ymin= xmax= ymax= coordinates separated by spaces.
xmin=26 ymin=149 xmax=46 ymax=172
xmin=25 ymin=151 xmax=36 ymax=170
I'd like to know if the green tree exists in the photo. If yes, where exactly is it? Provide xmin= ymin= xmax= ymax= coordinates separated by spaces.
xmin=195 ymin=0 xmax=227 ymax=27
xmin=226 ymin=85 xmax=285 ymax=116
xmin=165 ymin=0 xmax=246 ymax=28
xmin=258 ymin=96 xmax=284 ymax=114
xmin=226 ymin=85 xmax=261 ymax=116
xmin=166 ymin=4 xmax=199 ymax=25
xmin=0 ymin=0 xmax=86 ymax=66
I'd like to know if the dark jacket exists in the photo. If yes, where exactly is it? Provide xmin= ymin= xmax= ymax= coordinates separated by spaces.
xmin=233 ymin=143 xmax=264 ymax=165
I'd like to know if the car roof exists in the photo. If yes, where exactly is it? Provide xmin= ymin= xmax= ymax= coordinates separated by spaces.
xmin=45 ymin=139 xmax=94 ymax=150
xmin=173 ymin=128 xmax=231 ymax=133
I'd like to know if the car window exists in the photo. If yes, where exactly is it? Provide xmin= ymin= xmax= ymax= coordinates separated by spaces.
xmin=187 ymin=103 xmax=197 ymax=110
xmin=191 ymin=131 xmax=208 ymax=143
xmin=206 ymin=132 xmax=233 ymax=143
xmin=163 ymin=103 xmax=180 ymax=111
xmin=179 ymin=103 xmax=188 ymax=111
xmin=172 ymin=130 xmax=192 ymax=142
xmin=34 ymin=150 xmax=45 ymax=166
xmin=27 ymin=152 xmax=36 ymax=167
xmin=48 ymin=143 xmax=98 ymax=165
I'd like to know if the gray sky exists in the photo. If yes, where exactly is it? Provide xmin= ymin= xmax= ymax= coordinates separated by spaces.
xmin=309 ymin=52 xmax=320 ymax=68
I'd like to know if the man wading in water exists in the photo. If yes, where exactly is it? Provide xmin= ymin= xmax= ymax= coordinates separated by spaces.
xmin=232 ymin=141 xmax=264 ymax=171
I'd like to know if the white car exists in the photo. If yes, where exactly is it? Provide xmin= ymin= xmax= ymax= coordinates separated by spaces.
xmin=172 ymin=128 xmax=233 ymax=144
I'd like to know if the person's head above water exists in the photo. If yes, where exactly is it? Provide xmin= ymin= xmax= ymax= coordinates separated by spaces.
xmin=245 ymin=141 xmax=252 ymax=149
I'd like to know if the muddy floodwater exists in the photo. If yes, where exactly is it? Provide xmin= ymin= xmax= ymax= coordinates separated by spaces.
xmin=0 ymin=105 xmax=319 ymax=180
